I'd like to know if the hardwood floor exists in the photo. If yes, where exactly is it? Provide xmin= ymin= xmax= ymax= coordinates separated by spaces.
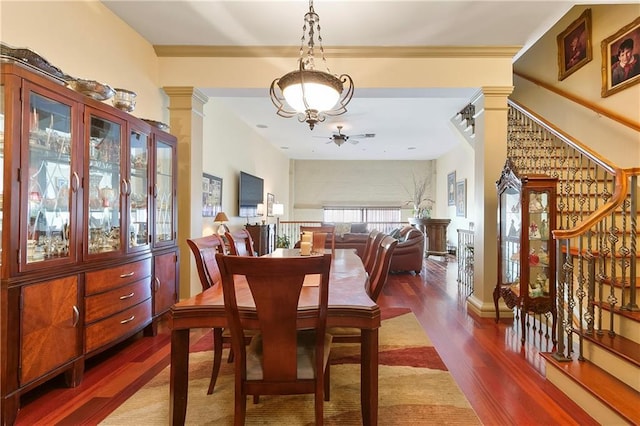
xmin=14 ymin=255 xmax=597 ymax=425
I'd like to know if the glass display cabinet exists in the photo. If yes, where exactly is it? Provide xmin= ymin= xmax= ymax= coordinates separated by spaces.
xmin=493 ymin=159 xmax=557 ymax=344
xmin=0 ymin=61 xmax=178 ymax=426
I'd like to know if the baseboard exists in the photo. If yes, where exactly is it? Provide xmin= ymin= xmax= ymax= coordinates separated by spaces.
xmin=466 ymin=295 xmax=514 ymax=319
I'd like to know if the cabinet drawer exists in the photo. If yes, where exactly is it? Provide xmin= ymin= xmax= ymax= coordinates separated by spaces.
xmin=85 ymin=278 xmax=151 ymax=324
xmin=85 ymin=259 xmax=152 ymax=295
xmin=85 ymin=300 xmax=151 ymax=353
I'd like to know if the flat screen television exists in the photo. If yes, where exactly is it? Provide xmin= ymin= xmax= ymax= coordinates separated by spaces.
xmin=238 ymin=171 xmax=264 ymax=217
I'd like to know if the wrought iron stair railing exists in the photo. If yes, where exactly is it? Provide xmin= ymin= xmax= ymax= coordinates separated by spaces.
xmin=507 ymin=100 xmax=639 ymax=364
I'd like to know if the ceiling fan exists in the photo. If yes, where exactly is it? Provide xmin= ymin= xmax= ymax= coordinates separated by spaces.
xmin=315 ymin=125 xmax=375 ymax=147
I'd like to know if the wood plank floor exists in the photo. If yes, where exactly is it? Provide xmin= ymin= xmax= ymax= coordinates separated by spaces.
xmin=14 ymin=255 xmax=597 ymax=425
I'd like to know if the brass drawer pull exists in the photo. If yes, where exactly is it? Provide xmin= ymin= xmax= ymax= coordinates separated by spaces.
xmin=120 ymin=315 xmax=135 ymax=325
xmin=72 ymin=306 xmax=79 ymax=327
xmin=119 ymin=272 xmax=135 ymax=278
xmin=119 ymin=292 xmax=135 ymax=300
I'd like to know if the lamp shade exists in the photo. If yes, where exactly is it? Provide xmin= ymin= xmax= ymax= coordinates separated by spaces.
xmin=214 ymin=212 xmax=229 ymax=222
xmin=279 ymin=70 xmax=342 ymax=113
xmin=273 ymin=203 xmax=284 ymax=216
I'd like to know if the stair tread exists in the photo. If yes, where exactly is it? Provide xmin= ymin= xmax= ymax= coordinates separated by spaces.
xmin=580 ymin=331 xmax=640 ymax=365
xmin=542 ymin=353 xmax=640 ymax=424
xmin=595 ymin=302 xmax=640 ymax=324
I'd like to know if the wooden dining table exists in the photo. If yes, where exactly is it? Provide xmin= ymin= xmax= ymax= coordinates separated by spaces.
xmin=167 ymin=248 xmax=381 ymax=425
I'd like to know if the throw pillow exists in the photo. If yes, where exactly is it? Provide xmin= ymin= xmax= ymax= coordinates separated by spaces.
xmin=350 ymin=223 xmax=368 ymax=233
xmin=334 ymin=223 xmax=351 ymax=237
xmin=389 ymin=227 xmax=402 ymax=239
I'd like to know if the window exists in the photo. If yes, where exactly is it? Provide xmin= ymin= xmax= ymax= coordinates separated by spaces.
xmin=323 ymin=207 xmax=401 ymax=224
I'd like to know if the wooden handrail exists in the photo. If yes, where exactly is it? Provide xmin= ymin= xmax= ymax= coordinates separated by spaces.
xmin=514 ymin=71 xmax=640 ymax=132
xmin=552 ymin=169 xmax=627 ymax=239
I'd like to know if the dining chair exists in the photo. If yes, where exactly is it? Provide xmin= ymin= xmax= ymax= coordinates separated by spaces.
xmin=363 ymin=231 xmax=386 ymax=275
xmin=361 ymin=229 xmax=381 ymax=267
xmin=225 ymin=229 xmax=256 ymax=256
xmin=327 ymin=235 xmax=397 ymax=352
xmin=300 ymin=225 xmax=336 ymax=254
xmin=186 ymin=235 xmax=255 ymax=395
xmin=216 ymin=253 xmax=333 ymax=425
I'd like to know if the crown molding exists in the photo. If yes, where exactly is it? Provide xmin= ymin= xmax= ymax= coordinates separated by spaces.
xmin=153 ymin=45 xmax=522 ymax=59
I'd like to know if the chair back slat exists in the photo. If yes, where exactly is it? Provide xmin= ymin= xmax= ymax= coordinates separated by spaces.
xmin=367 ymin=235 xmax=398 ymax=301
xmin=361 ymin=229 xmax=381 ymax=263
xmin=186 ymin=235 xmax=225 ymax=290
xmin=225 ymin=229 xmax=256 ymax=256
xmin=364 ymin=232 xmax=386 ymax=275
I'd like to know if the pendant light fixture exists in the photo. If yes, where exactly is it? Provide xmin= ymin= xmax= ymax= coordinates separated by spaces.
xmin=269 ymin=0 xmax=354 ymax=130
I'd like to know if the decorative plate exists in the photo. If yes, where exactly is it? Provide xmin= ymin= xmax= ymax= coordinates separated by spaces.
xmin=67 ymin=79 xmax=115 ymax=101
xmin=1 ymin=42 xmax=72 ymax=84
xmin=141 ymin=119 xmax=170 ymax=132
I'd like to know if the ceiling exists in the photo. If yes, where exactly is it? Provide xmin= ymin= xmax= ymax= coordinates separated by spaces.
xmin=101 ymin=0 xmax=583 ymax=160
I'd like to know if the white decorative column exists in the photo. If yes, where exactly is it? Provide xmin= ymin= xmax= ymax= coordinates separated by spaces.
xmin=467 ymin=86 xmax=513 ymax=318
xmin=163 ymin=86 xmax=208 ymax=299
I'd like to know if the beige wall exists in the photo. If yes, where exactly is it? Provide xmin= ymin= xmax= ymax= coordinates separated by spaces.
xmin=0 ymin=0 xmax=167 ymax=123
xmin=512 ymin=4 xmax=640 ymax=167
xmin=201 ymin=98 xmax=290 ymax=233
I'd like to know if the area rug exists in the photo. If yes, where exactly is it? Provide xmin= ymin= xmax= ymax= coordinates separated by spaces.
xmin=101 ymin=307 xmax=481 ymax=425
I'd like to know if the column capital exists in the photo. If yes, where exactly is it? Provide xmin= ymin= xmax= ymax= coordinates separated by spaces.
xmin=162 ymin=86 xmax=208 ymax=111
xmin=481 ymin=86 xmax=513 ymax=110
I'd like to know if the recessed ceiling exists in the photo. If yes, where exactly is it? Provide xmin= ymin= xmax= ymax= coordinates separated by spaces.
xmin=101 ymin=0 xmax=580 ymax=160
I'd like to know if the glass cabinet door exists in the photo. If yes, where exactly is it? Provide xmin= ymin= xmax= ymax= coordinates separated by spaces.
xmin=87 ymin=113 xmax=122 ymax=255
xmin=500 ymin=188 xmax=521 ymax=288
xmin=526 ymin=189 xmax=551 ymax=298
xmin=154 ymin=138 xmax=174 ymax=245
xmin=128 ymin=128 xmax=149 ymax=250
xmin=24 ymin=90 xmax=75 ymax=266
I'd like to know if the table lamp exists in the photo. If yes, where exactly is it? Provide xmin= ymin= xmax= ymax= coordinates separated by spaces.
xmin=214 ymin=211 xmax=229 ymax=236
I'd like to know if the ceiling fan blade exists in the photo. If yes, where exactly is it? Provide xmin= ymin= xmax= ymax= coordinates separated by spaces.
xmin=349 ymin=139 xmax=360 ymax=145
xmin=349 ymin=133 xmax=376 ymax=139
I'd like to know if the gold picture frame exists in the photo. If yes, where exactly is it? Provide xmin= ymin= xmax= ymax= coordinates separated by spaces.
xmin=601 ymin=16 xmax=640 ymax=98
xmin=557 ymin=9 xmax=592 ymax=81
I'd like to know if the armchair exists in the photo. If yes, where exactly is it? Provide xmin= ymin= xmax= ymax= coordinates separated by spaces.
xmin=389 ymin=225 xmax=425 ymax=274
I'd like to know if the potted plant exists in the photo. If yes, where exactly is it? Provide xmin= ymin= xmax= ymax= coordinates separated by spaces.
xmin=404 ymin=173 xmax=434 ymax=220
xmin=276 ymin=234 xmax=290 ymax=249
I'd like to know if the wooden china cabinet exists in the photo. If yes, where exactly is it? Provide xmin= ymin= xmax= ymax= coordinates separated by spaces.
xmin=493 ymin=159 xmax=557 ymax=344
xmin=0 ymin=62 xmax=178 ymax=425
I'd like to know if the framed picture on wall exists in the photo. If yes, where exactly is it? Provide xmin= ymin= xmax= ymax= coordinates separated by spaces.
xmin=601 ymin=16 xmax=640 ymax=98
xmin=456 ymin=179 xmax=467 ymax=218
xmin=267 ymin=193 xmax=275 ymax=217
xmin=447 ymin=171 xmax=456 ymax=206
xmin=557 ymin=8 xmax=592 ymax=81
xmin=202 ymin=173 xmax=222 ymax=217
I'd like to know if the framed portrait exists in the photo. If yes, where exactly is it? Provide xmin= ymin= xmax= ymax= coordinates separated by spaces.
xmin=601 ymin=16 xmax=640 ymax=98
xmin=557 ymin=9 xmax=592 ymax=81
xmin=456 ymin=179 xmax=467 ymax=218
xmin=447 ymin=171 xmax=456 ymax=206
xmin=267 ymin=193 xmax=275 ymax=217
xmin=202 ymin=173 xmax=222 ymax=217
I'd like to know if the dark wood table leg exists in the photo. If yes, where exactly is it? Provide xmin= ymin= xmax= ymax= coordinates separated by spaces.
xmin=360 ymin=328 xmax=378 ymax=426
xmin=170 ymin=328 xmax=190 ymax=425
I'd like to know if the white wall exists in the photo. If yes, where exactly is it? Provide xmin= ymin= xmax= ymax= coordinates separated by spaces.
xmin=512 ymin=4 xmax=640 ymax=167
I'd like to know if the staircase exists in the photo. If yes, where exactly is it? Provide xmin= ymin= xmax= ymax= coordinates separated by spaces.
xmin=506 ymin=100 xmax=639 ymax=424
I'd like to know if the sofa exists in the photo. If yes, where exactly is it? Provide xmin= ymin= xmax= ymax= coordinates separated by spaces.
xmin=294 ymin=223 xmax=425 ymax=274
